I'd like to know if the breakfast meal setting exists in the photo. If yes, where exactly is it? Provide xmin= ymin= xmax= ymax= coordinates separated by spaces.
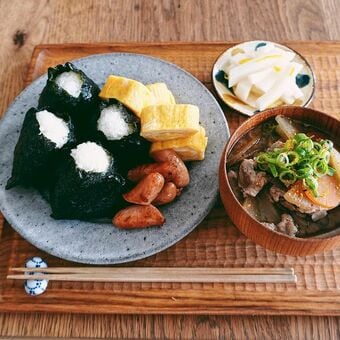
xmin=2 ymin=1 xmax=340 ymax=338
xmin=0 ymin=39 xmax=339 ymax=308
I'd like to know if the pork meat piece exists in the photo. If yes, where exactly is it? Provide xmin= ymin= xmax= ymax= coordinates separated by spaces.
xmin=276 ymin=214 xmax=298 ymax=237
xmin=238 ymin=159 xmax=268 ymax=197
xmin=262 ymin=222 xmax=276 ymax=230
xmin=227 ymin=170 xmax=243 ymax=201
xmin=269 ymin=185 xmax=286 ymax=202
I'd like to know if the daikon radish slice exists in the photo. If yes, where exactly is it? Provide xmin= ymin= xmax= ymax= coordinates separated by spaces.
xmin=329 ymin=148 xmax=340 ymax=183
xmin=291 ymin=83 xmax=304 ymax=99
xmin=256 ymin=67 xmax=291 ymax=110
xmin=281 ymin=92 xmax=295 ymax=104
xmin=248 ymin=69 xmax=272 ymax=85
xmin=255 ymin=70 xmax=280 ymax=93
xmin=305 ymin=175 xmax=340 ymax=209
xmin=234 ymin=79 xmax=252 ymax=102
xmin=228 ymin=54 xmax=285 ymax=87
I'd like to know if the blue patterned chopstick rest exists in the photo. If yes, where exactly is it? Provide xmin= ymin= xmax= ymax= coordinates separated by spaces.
xmin=24 ymin=257 xmax=48 ymax=296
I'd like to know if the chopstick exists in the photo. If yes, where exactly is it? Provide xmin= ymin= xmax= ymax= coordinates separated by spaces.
xmin=7 ymin=267 xmax=297 ymax=283
xmin=10 ymin=267 xmax=294 ymax=275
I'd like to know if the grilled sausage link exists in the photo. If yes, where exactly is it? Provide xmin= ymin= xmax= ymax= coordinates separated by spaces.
xmin=127 ymin=162 xmax=172 ymax=182
xmin=153 ymin=182 xmax=177 ymax=206
xmin=151 ymin=149 xmax=190 ymax=187
xmin=123 ymin=172 xmax=165 ymax=205
xmin=113 ymin=205 xmax=165 ymax=229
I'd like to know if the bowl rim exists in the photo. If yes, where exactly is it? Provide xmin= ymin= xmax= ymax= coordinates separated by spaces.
xmin=221 ymin=106 xmax=340 ymax=243
xmin=211 ymin=40 xmax=316 ymax=116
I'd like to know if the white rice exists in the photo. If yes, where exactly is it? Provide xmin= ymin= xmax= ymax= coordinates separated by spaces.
xmin=71 ymin=142 xmax=111 ymax=173
xmin=97 ymin=105 xmax=133 ymax=140
xmin=55 ymin=71 xmax=83 ymax=98
xmin=36 ymin=110 xmax=69 ymax=148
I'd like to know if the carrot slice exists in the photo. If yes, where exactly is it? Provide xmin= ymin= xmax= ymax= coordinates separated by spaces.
xmin=284 ymin=181 xmax=323 ymax=213
xmin=305 ymin=175 xmax=340 ymax=209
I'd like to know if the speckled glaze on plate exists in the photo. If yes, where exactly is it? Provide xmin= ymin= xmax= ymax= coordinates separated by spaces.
xmin=212 ymin=40 xmax=315 ymax=116
xmin=0 ymin=53 xmax=229 ymax=264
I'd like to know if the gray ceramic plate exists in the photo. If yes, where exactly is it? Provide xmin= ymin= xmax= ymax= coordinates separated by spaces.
xmin=0 ymin=53 xmax=229 ymax=264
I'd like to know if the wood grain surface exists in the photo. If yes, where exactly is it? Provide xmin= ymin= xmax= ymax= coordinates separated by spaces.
xmin=0 ymin=314 xmax=339 ymax=339
xmin=0 ymin=0 xmax=339 ymax=338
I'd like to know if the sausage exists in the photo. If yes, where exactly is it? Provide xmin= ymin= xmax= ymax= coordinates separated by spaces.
xmin=153 ymin=182 xmax=177 ymax=206
xmin=151 ymin=148 xmax=184 ymax=163
xmin=128 ymin=149 xmax=190 ymax=187
xmin=123 ymin=172 xmax=165 ymax=205
xmin=113 ymin=205 xmax=165 ymax=229
xmin=151 ymin=149 xmax=190 ymax=187
xmin=127 ymin=162 xmax=173 ymax=182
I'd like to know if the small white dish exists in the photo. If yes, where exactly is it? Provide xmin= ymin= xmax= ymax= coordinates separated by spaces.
xmin=212 ymin=40 xmax=315 ymax=116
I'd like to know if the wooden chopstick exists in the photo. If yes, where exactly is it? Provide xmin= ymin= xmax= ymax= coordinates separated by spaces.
xmin=7 ymin=273 xmax=296 ymax=283
xmin=10 ymin=267 xmax=294 ymax=275
xmin=7 ymin=267 xmax=297 ymax=283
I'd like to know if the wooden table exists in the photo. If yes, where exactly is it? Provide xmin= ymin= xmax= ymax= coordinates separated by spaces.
xmin=0 ymin=0 xmax=339 ymax=338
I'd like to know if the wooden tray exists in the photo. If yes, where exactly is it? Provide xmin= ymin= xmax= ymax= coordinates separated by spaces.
xmin=0 ymin=42 xmax=339 ymax=315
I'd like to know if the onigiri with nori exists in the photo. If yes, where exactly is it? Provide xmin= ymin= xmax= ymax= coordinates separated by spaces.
xmin=92 ymin=99 xmax=151 ymax=171
xmin=6 ymin=107 xmax=76 ymax=189
xmin=38 ymin=62 xmax=100 ymax=138
xmin=50 ymin=142 xmax=126 ymax=220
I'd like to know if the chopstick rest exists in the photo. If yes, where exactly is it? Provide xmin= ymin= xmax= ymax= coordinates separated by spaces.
xmin=24 ymin=257 xmax=48 ymax=296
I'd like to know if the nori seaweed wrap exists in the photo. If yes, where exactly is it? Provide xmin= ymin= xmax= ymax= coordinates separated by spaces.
xmin=38 ymin=62 xmax=100 ymax=138
xmin=49 ymin=142 xmax=126 ymax=220
xmin=6 ymin=107 xmax=76 ymax=189
xmin=92 ymin=99 xmax=151 ymax=172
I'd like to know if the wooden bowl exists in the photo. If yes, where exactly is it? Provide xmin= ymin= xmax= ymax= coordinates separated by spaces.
xmin=219 ymin=106 xmax=340 ymax=256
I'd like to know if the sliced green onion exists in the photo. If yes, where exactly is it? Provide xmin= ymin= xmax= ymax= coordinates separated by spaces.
xmin=298 ymin=139 xmax=314 ymax=152
xmin=298 ymin=159 xmax=309 ymax=167
xmin=327 ymin=166 xmax=335 ymax=176
xmin=313 ymin=142 xmax=322 ymax=152
xmin=279 ymin=170 xmax=297 ymax=186
xmin=253 ymin=128 xmax=336 ymax=196
xmin=310 ymin=155 xmax=322 ymax=165
xmin=296 ymin=164 xmax=313 ymax=178
xmin=276 ymin=153 xmax=289 ymax=168
xmin=304 ymin=177 xmax=319 ymax=197
xmin=295 ymin=146 xmax=306 ymax=158
xmin=255 ymin=153 xmax=270 ymax=164
xmin=268 ymin=163 xmax=278 ymax=177
xmin=319 ymin=149 xmax=330 ymax=162
xmin=286 ymin=151 xmax=299 ymax=165
xmin=313 ymin=159 xmax=328 ymax=177
xmin=294 ymin=133 xmax=308 ymax=143
xmin=256 ymin=152 xmax=277 ymax=164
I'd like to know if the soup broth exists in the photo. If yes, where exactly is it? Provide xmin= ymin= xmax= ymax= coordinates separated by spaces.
xmin=227 ymin=116 xmax=340 ymax=238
